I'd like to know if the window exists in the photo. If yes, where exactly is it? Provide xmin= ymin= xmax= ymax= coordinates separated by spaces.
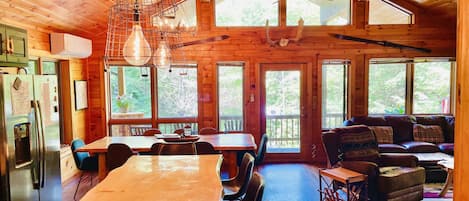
xmin=152 ymin=0 xmax=197 ymax=30
xmin=42 ymin=61 xmax=57 ymax=75
xmin=218 ymin=63 xmax=244 ymax=132
xmin=287 ymin=0 xmax=350 ymax=26
xmin=157 ymin=66 xmax=198 ymax=118
xmin=26 ymin=60 xmax=37 ymax=74
xmin=369 ymin=0 xmax=412 ymax=25
xmin=368 ymin=63 xmax=406 ymax=114
xmin=215 ymin=0 xmax=278 ymax=26
xmin=109 ymin=66 xmax=151 ymax=119
xmin=368 ymin=59 xmax=454 ymax=115
xmin=322 ymin=61 xmax=349 ymax=129
xmin=413 ymin=62 xmax=452 ymax=114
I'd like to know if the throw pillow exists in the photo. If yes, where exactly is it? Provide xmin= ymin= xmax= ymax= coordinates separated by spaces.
xmin=369 ymin=126 xmax=394 ymax=144
xmin=413 ymin=124 xmax=445 ymax=144
xmin=338 ymin=126 xmax=379 ymax=163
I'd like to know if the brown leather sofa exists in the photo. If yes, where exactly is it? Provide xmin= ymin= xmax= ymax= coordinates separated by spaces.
xmin=343 ymin=115 xmax=454 ymax=155
xmin=343 ymin=115 xmax=454 ymax=182
xmin=322 ymin=125 xmax=425 ymax=201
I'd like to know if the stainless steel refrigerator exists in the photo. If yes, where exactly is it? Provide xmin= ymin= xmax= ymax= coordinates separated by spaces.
xmin=0 ymin=74 xmax=62 ymax=201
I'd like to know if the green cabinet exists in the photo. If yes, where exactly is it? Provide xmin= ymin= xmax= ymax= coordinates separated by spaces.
xmin=0 ymin=24 xmax=28 ymax=66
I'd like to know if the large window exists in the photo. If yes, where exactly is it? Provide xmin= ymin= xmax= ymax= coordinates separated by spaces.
xmin=322 ymin=61 xmax=349 ymax=129
xmin=215 ymin=0 xmax=279 ymax=26
xmin=413 ymin=62 xmax=451 ymax=114
xmin=368 ymin=59 xmax=454 ymax=115
xmin=218 ymin=63 xmax=244 ymax=132
xmin=157 ymin=66 xmax=198 ymax=118
xmin=109 ymin=67 xmax=151 ymax=118
xmin=368 ymin=63 xmax=407 ymax=114
xmin=287 ymin=0 xmax=350 ymax=26
xmin=369 ymin=0 xmax=412 ymax=25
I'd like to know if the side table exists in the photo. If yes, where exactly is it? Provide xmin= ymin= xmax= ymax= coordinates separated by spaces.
xmin=319 ymin=167 xmax=368 ymax=201
xmin=437 ymin=158 xmax=454 ymax=197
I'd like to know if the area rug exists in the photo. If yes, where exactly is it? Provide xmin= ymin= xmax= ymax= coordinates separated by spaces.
xmin=423 ymin=183 xmax=452 ymax=200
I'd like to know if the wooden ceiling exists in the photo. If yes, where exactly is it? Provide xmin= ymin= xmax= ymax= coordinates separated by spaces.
xmin=0 ymin=0 xmax=458 ymax=40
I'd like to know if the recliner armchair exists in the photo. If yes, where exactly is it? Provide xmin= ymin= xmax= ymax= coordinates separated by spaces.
xmin=322 ymin=125 xmax=425 ymax=201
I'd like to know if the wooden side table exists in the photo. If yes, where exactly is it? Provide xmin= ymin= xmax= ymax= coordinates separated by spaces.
xmin=438 ymin=159 xmax=454 ymax=197
xmin=319 ymin=167 xmax=368 ymax=201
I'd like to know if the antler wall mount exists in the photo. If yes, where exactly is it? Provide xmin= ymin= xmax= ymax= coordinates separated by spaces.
xmin=265 ymin=18 xmax=304 ymax=47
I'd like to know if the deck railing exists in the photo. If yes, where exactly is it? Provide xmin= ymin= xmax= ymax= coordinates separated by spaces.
xmin=221 ymin=113 xmax=344 ymax=151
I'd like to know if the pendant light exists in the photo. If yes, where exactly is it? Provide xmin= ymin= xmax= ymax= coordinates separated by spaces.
xmin=153 ymin=38 xmax=171 ymax=68
xmin=122 ymin=0 xmax=152 ymax=66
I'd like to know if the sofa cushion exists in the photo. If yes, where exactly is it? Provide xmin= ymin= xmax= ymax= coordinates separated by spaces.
xmin=437 ymin=143 xmax=454 ymax=155
xmin=400 ymin=141 xmax=440 ymax=153
xmin=369 ymin=126 xmax=394 ymax=144
xmin=413 ymin=124 xmax=445 ymax=144
xmin=444 ymin=116 xmax=455 ymax=142
xmin=384 ymin=115 xmax=416 ymax=143
xmin=349 ymin=116 xmax=388 ymax=126
xmin=378 ymin=144 xmax=407 ymax=153
xmin=334 ymin=126 xmax=379 ymax=163
xmin=378 ymin=166 xmax=425 ymax=193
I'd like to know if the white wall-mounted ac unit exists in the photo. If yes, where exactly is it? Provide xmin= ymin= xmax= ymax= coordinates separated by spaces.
xmin=50 ymin=33 xmax=92 ymax=58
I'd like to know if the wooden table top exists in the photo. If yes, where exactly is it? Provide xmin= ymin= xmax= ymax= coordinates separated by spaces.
xmin=76 ymin=133 xmax=257 ymax=153
xmin=320 ymin=167 xmax=367 ymax=183
xmin=80 ymin=155 xmax=224 ymax=201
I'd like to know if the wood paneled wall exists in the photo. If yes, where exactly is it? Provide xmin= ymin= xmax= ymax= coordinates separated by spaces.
xmin=85 ymin=0 xmax=456 ymax=162
xmin=454 ymin=1 xmax=468 ymax=201
xmin=0 ymin=19 xmax=89 ymax=145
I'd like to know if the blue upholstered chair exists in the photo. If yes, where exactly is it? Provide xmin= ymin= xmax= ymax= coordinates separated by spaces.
xmin=237 ymin=134 xmax=268 ymax=166
xmin=71 ymin=139 xmax=98 ymax=201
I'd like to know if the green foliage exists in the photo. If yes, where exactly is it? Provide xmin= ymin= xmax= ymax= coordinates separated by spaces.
xmin=116 ymin=94 xmax=131 ymax=110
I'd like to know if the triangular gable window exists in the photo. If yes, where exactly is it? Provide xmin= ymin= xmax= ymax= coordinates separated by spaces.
xmin=369 ymin=0 xmax=413 ymax=25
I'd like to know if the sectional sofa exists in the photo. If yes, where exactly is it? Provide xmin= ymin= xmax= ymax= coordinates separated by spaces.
xmin=343 ymin=115 xmax=454 ymax=182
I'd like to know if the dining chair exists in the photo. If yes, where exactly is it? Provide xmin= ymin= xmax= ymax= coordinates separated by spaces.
xmin=71 ymin=139 xmax=98 ymax=201
xmin=157 ymin=142 xmax=197 ymax=155
xmin=195 ymin=141 xmax=221 ymax=154
xmin=143 ymin=128 xmax=162 ymax=136
xmin=198 ymin=127 xmax=219 ymax=135
xmin=106 ymin=143 xmax=134 ymax=171
xmin=237 ymin=134 xmax=268 ymax=166
xmin=241 ymin=172 xmax=265 ymax=201
xmin=223 ymin=153 xmax=255 ymax=200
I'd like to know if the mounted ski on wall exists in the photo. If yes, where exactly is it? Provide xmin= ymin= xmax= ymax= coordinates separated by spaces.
xmin=330 ymin=33 xmax=431 ymax=53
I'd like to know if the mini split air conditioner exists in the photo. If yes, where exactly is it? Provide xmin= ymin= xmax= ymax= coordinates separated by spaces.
xmin=50 ymin=33 xmax=92 ymax=58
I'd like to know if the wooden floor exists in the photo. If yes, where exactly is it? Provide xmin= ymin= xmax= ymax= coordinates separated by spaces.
xmin=62 ymin=163 xmax=450 ymax=201
xmin=63 ymin=163 xmax=320 ymax=201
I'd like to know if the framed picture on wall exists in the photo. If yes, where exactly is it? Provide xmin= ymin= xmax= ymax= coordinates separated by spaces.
xmin=74 ymin=80 xmax=88 ymax=110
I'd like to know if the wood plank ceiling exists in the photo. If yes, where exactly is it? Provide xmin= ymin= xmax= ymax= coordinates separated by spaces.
xmin=0 ymin=0 xmax=458 ymax=40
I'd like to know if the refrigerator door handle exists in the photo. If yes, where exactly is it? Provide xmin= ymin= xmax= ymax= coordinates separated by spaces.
xmin=31 ymin=100 xmax=42 ymax=190
xmin=36 ymin=100 xmax=46 ymax=188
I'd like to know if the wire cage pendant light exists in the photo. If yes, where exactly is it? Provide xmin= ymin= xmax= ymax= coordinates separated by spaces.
xmin=104 ymin=0 xmax=194 ymax=68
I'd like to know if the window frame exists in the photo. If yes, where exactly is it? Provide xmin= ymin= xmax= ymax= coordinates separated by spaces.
xmin=368 ymin=0 xmax=414 ymax=25
xmin=367 ymin=58 xmax=456 ymax=115
xmin=320 ymin=59 xmax=350 ymax=130
xmin=107 ymin=63 xmax=200 ymax=136
xmin=216 ymin=62 xmax=246 ymax=133
xmin=286 ymin=0 xmax=352 ymax=26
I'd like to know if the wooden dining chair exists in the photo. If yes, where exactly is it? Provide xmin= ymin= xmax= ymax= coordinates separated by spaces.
xmin=223 ymin=153 xmax=255 ymax=200
xmin=241 ymin=172 xmax=265 ymax=201
xmin=195 ymin=141 xmax=221 ymax=154
xmin=198 ymin=127 xmax=219 ymax=135
xmin=106 ymin=143 xmax=134 ymax=171
xmin=157 ymin=142 xmax=197 ymax=155
xmin=143 ymin=128 xmax=162 ymax=136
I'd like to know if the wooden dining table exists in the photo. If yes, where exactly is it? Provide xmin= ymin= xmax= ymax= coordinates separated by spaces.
xmin=80 ymin=155 xmax=224 ymax=201
xmin=76 ymin=133 xmax=257 ymax=180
